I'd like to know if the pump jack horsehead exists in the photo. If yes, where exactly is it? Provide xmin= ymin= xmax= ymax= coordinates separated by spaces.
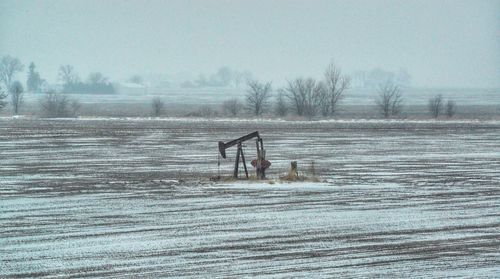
xmin=218 ymin=131 xmax=271 ymax=179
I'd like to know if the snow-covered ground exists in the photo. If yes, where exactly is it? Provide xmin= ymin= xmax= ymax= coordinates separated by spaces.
xmin=1 ymin=118 xmax=499 ymax=277
xmin=19 ymin=87 xmax=500 ymax=106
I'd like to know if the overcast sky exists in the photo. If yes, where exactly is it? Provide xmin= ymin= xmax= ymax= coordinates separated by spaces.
xmin=0 ymin=0 xmax=498 ymax=88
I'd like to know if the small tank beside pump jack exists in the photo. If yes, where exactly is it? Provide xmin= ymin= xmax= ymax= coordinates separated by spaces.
xmin=218 ymin=131 xmax=271 ymax=179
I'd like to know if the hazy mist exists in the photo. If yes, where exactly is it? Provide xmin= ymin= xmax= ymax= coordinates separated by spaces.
xmin=1 ymin=0 xmax=498 ymax=88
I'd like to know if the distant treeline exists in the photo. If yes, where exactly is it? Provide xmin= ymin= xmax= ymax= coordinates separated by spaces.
xmin=59 ymin=66 xmax=115 ymax=94
xmin=62 ymin=81 xmax=115 ymax=94
xmin=180 ymin=67 xmax=252 ymax=89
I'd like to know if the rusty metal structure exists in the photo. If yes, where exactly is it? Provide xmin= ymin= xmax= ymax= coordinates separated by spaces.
xmin=218 ymin=131 xmax=270 ymax=179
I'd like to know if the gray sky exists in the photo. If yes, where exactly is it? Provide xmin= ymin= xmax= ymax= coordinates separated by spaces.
xmin=1 ymin=0 xmax=498 ymax=88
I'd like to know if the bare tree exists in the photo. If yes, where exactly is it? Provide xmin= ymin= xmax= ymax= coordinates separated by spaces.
xmin=222 ymin=98 xmax=243 ymax=116
xmin=198 ymin=104 xmax=218 ymax=118
xmin=446 ymin=100 xmax=456 ymax=118
xmin=71 ymin=99 xmax=82 ymax=117
xmin=0 ymin=55 xmax=24 ymax=90
xmin=376 ymin=80 xmax=403 ymax=118
xmin=87 ymin=72 xmax=108 ymax=84
xmin=40 ymin=91 xmax=69 ymax=117
xmin=10 ymin=81 xmax=24 ymax=115
xmin=274 ymin=90 xmax=288 ymax=117
xmin=0 ymin=87 xmax=7 ymax=111
xmin=128 ymin=75 xmax=143 ymax=84
xmin=283 ymin=78 xmax=324 ymax=119
xmin=245 ymin=79 xmax=272 ymax=116
xmin=214 ymin=67 xmax=233 ymax=87
xmin=428 ymin=94 xmax=443 ymax=118
xmin=233 ymin=70 xmax=252 ymax=88
xmin=151 ymin=97 xmax=165 ymax=117
xmin=58 ymin=65 xmax=79 ymax=85
xmin=302 ymin=80 xmax=325 ymax=119
xmin=283 ymin=78 xmax=306 ymax=116
xmin=322 ymin=62 xmax=350 ymax=116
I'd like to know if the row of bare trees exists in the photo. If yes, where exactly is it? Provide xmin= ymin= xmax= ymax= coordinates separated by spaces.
xmin=39 ymin=92 xmax=81 ymax=117
xmin=376 ymin=85 xmax=457 ymax=118
xmin=1 ymin=82 xmax=76 ymax=117
xmin=428 ymin=94 xmax=456 ymax=118
xmin=237 ymin=62 xmax=350 ymax=119
xmin=216 ymin=75 xmax=458 ymax=119
xmin=0 ymin=85 xmax=81 ymax=117
xmin=0 ymin=55 xmax=84 ymax=116
xmin=278 ymin=63 xmax=350 ymax=119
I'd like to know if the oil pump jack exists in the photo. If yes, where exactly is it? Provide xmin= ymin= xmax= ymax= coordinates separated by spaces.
xmin=218 ymin=131 xmax=271 ymax=179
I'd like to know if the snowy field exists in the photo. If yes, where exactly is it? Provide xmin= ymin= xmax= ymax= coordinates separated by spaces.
xmin=1 ymin=118 xmax=499 ymax=277
xmin=20 ymin=87 xmax=500 ymax=106
xmin=12 ymin=87 xmax=500 ymax=119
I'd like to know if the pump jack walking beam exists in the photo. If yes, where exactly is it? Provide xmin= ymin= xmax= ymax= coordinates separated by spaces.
xmin=218 ymin=131 xmax=259 ymax=159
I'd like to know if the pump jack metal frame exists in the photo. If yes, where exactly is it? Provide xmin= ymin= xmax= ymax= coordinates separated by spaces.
xmin=218 ymin=131 xmax=266 ymax=179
